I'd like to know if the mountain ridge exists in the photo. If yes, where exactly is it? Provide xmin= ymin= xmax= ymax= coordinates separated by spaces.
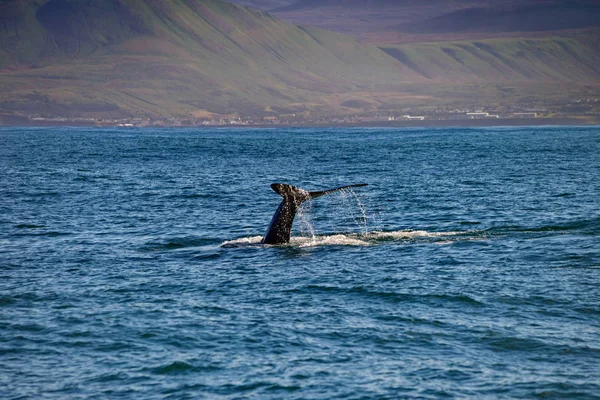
xmin=0 ymin=0 xmax=419 ymax=117
xmin=0 ymin=0 xmax=599 ymax=119
xmin=398 ymin=2 xmax=600 ymax=34
xmin=242 ymin=0 xmax=600 ymax=43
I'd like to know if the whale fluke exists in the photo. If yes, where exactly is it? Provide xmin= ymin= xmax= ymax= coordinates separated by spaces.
xmin=262 ymin=183 xmax=368 ymax=245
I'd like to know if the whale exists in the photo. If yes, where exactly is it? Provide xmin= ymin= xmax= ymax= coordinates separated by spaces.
xmin=262 ymin=183 xmax=368 ymax=245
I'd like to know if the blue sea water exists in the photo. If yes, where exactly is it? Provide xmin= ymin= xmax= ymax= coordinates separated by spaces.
xmin=1 ymin=126 xmax=599 ymax=399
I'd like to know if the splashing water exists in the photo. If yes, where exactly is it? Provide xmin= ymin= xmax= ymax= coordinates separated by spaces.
xmin=296 ymin=200 xmax=317 ymax=243
xmin=339 ymin=188 xmax=369 ymax=235
xmin=220 ymin=187 xmax=470 ymax=248
xmin=220 ymin=230 xmax=468 ymax=248
xmin=221 ymin=187 xmax=372 ymax=248
xmin=313 ymin=187 xmax=371 ymax=236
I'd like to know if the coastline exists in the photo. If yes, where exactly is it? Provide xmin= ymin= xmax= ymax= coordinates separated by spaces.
xmin=0 ymin=114 xmax=598 ymax=129
xmin=287 ymin=117 xmax=600 ymax=129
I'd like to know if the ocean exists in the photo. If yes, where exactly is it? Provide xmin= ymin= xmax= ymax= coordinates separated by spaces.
xmin=1 ymin=126 xmax=599 ymax=399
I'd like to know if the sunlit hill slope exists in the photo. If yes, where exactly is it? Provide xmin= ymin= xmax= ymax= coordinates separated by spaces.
xmin=0 ymin=0 xmax=414 ymax=117
xmin=0 ymin=0 xmax=599 ymax=119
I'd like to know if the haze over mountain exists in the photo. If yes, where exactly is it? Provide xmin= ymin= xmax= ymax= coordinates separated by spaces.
xmin=232 ymin=0 xmax=600 ymax=43
xmin=0 ymin=0 xmax=599 ymax=120
xmin=399 ymin=2 xmax=600 ymax=35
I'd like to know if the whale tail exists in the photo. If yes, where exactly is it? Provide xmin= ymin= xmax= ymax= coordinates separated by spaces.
xmin=270 ymin=183 xmax=368 ymax=203
xmin=262 ymin=183 xmax=368 ymax=245
xmin=306 ymin=183 xmax=368 ymax=199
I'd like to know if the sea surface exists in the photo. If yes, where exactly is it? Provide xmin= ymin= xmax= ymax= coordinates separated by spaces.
xmin=1 ymin=126 xmax=599 ymax=399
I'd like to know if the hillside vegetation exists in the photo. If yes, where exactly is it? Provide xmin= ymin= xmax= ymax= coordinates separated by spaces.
xmin=0 ymin=0 xmax=599 ymax=119
xmin=380 ymin=36 xmax=600 ymax=83
xmin=0 ymin=0 xmax=417 ymax=117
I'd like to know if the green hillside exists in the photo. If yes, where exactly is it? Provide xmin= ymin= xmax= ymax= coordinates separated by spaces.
xmin=380 ymin=36 xmax=600 ymax=83
xmin=371 ymin=35 xmax=600 ymax=112
xmin=0 ymin=0 xmax=599 ymax=119
xmin=0 ymin=0 xmax=420 ymax=117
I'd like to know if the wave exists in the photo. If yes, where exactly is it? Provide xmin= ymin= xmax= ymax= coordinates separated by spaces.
xmin=147 ymin=217 xmax=599 ymax=251
xmin=220 ymin=230 xmax=469 ymax=248
xmin=140 ymin=236 xmax=222 ymax=252
xmin=484 ymin=217 xmax=600 ymax=236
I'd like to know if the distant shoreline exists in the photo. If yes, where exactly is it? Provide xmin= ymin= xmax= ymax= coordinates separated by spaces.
xmin=283 ymin=118 xmax=600 ymax=129
xmin=0 ymin=115 xmax=598 ymax=129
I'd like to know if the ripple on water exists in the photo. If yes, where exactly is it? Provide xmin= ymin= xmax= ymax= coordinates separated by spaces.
xmin=140 ymin=236 xmax=222 ymax=251
xmin=14 ymin=224 xmax=46 ymax=229
xmin=151 ymin=361 xmax=195 ymax=375
xmin=287 ymin=285 xmax=485 ymax=308
xmin=145 ymin=360 xmax=225 ymax=377
xmin=0 ymin=296 xmax=16 ymax=306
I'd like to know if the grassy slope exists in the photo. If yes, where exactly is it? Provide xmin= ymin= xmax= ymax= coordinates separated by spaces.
xmin=379 ymin=37 xmax=600 ymax=83
xmin=0 ymin=0 xmax=54 ymax=66
xmin=0 ymin=0 xmax=418 ymax=117
xmin=0 ymin=0 xmax=599 ymax=118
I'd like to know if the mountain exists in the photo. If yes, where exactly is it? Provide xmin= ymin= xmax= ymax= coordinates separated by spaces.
xmin=0 ymin=0 xmax=145 ymax=67
xmin=229 ymin=0 xmax=291 ymax=10
xmin=379 ymin=36 xmax=600 ymax=82
xmin=267 ymin=0 xmax=466 ymax=36
xmin=243 ymin=0 xmax=600 ymax=43
xmin=399 ymin=2 xmax=600 ymax=34
xmin=0 ymin=0 xmax=599 ymax=120
xmin=273 ymin=0 xmax=406 ymax=12
xmin=0 ymin=0 xmax=419 ymax=117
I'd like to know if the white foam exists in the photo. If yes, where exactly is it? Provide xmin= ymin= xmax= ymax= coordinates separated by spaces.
xmin=294 ymin=234 xmax=370 ymax=247
xmin=220 ymin=236 xmax=263 ymax=247
xmin=220 ymin=230 xmax=465 ymax=248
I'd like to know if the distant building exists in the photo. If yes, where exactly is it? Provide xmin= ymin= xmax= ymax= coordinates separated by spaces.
xmin=466 ymin=112 xmax=499 ymax=119
xmin=467 ymin=112 xmax=489 ymax=118
xmin=402 ymin=115 xmax=425 ymax=120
